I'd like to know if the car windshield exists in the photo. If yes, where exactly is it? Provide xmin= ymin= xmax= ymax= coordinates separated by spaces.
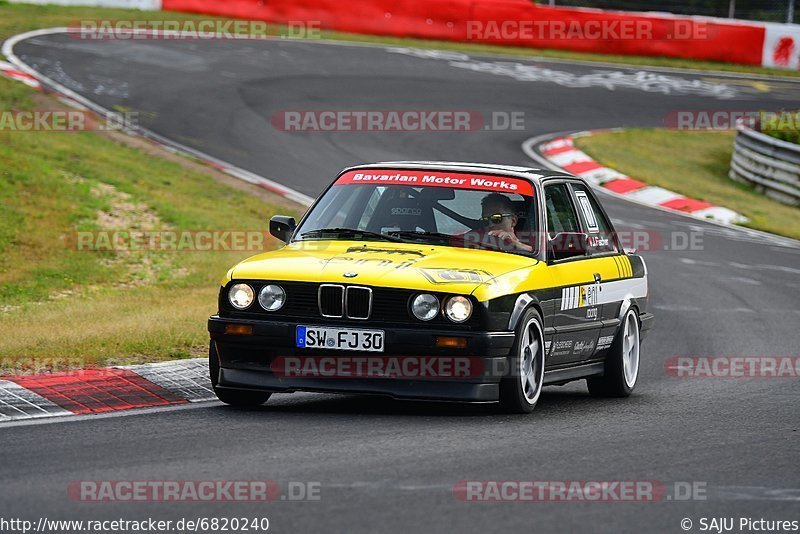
xmin=295 ymin=169 xmax=539 ymax=255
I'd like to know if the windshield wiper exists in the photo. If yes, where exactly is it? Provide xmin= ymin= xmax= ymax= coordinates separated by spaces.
xmin=387 ymin=230 xmax=464 ymax=244
xmin=299 ymin=228 xmax=406 ymax=243
xmin=388 ymin=230 xmax=532 ymax=255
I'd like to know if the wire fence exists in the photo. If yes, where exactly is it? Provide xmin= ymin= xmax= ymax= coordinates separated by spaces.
xmin=542 ymin=0 xmax=799 ymax=24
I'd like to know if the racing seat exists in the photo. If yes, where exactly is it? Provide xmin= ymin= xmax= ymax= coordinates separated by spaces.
xmin=368 ymin=193 xmax=436 ymax=233
xmin=510 ymin=199 xmax=530 ymax=233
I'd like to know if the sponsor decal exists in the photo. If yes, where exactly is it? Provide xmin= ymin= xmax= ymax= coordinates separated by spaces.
xmin=391 ymin=207 xmax=422 ymax=216
xmin=585 ymin=307 xmax=598 ymax=320
xmin=573 ymin=340 xmax=595 ymax=355
xmin=574 ymin=191 xmax=599 ymax=233
xmin=560 ymin=280 xmax=600 ymax=311
xmin=761 ymin=23 xmax=800 ymax=70
xmin=335 ymin=170 xmax=534 ymax=196
xmin=588 ymin=236 xmax=609 ymax=248
xmin=324 ymin=255 xmax=420 ymax=270
xmin=773 ymin=37 xmax=795 ymax=67
xmin=552 ymin=340 xmax=573 ymax=357
xmin=597 ymin=335 xmax=615 ymax=350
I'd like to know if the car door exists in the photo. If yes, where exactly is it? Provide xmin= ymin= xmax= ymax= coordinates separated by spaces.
xmin=543 ymin=181 xmax=613 ymax=365
xmin=568 ymin=182 xmax=630 ymax=359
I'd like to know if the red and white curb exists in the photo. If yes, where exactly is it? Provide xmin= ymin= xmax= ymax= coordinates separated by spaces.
xmin=0 ymin=59 xmax=40 ymax=89
xmin=0 ymin=358 xmax=214 ymax=423
xmin=2 ymin=28 xmax=314 ymax=207
xmin=524 ymin=131 xmax=748 ymax=226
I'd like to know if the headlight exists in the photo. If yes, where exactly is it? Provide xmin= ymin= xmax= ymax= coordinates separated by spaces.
xmin=258 ymin=284 xmax=286 ymax=311
xmin=411 ymin=293 xmax=439 ymax=321
xmin=228 ymin=283 xmax=254 ymax=309
xmin=445 ymin=296 xmax=472 ymax=323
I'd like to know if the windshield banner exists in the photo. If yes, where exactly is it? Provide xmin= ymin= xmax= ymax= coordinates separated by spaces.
xmin=335 ymin=170 xmax=534 ymax=196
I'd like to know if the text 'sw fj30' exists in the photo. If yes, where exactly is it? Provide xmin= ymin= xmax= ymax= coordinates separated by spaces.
xmin=208 ymin=162 xmax=654 ymax=413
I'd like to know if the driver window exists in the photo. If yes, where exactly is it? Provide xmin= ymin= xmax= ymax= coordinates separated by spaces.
xmin=544 ymin=183 xmax=579 ymax=238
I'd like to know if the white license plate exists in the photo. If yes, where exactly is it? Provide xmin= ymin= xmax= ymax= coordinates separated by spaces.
xmin=296 ymin=326 xmax=384 ymax=353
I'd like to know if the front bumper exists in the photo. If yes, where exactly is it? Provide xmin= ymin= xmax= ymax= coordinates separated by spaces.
xmin=208 ymin=315 xmax=515 ymax=402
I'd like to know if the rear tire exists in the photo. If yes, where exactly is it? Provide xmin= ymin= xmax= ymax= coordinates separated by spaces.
xmin=587 ymin=308 xmax=640 ymax=397
xmin=499 ymin=309 xmax=545 ymax=414
xmin=209 ymin=342 xmax=272 ymax=407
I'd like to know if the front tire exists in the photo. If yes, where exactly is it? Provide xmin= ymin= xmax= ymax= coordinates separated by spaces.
xmin=499 ymin=309 xmax=546 ymax=414
xmin=209 ymin=342 xmax=272 ymax=407
xmin=587 ymin=308 xmax=640 ymax=397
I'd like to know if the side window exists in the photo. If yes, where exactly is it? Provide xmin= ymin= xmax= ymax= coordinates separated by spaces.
xmin=570 ymin=184 xmax=618 ymax=254
xmin=544 ymin=183 xmax=580 ymax=238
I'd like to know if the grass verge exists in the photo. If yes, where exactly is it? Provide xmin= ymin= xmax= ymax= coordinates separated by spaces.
xmin=0 ymin=76 xmax=302 ymax=368
xmin=0 ymin=3 xmax=799 ymax=79
xmin=574 ymin=129 xmax=800 ymax=240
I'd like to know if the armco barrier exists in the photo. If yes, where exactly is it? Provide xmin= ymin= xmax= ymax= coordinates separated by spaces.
xmin=159 ymin=0 xmax=795 ymax=68
xmin=730 ymin=122 xmax=800 ymax=206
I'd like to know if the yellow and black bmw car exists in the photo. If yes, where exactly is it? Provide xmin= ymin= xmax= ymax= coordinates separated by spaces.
xmin=208 ymin=162 xmax=653 ymax=413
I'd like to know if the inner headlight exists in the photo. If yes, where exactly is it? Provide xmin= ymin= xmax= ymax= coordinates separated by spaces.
xmin=445 ymin=296 xmax=472 ymax=323
xmin=258 ymin=284 xmax=286 ymax=311
xmin=228 ymin=283 xmax=254 ymax=309
xmin=411 ymin=293 xmax=439 ymax=321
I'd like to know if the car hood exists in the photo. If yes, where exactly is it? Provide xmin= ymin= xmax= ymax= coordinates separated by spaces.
xmin=230 ymin=240 xmax=537 ymax=294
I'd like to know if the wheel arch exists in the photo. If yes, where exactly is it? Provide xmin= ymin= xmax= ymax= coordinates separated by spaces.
xmin=507 ymin=293 xmax=544 ymax=331
xmin=618 ymin=296 xmax=642 ymax=323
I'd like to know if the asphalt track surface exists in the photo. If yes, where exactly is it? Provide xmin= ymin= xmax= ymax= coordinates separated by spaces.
xmin=3 ymin=32 xmax=800 ymax=533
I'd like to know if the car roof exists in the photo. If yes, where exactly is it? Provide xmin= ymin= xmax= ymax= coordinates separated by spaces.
xmin=343 ymin=161 xmax=576 ymax=184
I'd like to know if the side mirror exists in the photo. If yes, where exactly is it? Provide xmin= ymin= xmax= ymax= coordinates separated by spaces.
xmin=269 ymin=215 xmax=296 ymax=243
xmin=548 ymin=232 xmax=588 ymax=262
